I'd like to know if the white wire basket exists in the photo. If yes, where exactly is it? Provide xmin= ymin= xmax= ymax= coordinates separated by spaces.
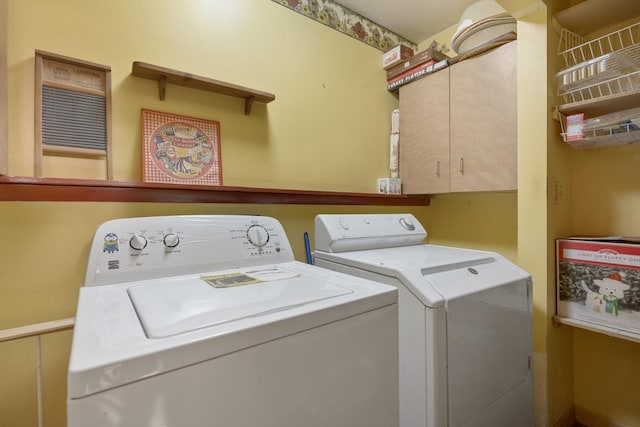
xmin=558 ymin=22 xmax=640 ymax=68
xmin=559 ymin=68 xmax=640 ymax=104
xmin=556 ymin=48 xmax=640 ymax=95
xmin=562 ymin=123 xmax=640 ymax=148
xmin=557 ymin=22 xmax=640 ymax=105
xmin=560 ymin=108 xmax=640 ymax=149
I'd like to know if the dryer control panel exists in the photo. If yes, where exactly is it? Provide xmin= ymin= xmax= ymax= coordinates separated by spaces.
xmin=84 ymin=215 xmax=294 ymax=286
xmin=315 ymin=214 xmax=427 ymax=253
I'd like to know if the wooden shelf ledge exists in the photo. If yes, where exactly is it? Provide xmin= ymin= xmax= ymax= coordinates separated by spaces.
xmin=556 ymin=89 xmax=640 ymax=118
xmin=0 ymin=176 xmax=430 ymax=206
xmin=554 ymin=0 xmax=640 ymax=36
xmin=0 ymin=318 xmax=75 ymax=343
xmin=131 ymin=62 xmax=275 ymax=115
xmin=553 ymin=315 xmax=640 ymax=344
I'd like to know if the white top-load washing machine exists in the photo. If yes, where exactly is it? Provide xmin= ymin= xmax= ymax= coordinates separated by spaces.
xmin=314 ymin=214 xmax=533 ymax=427
xmin=67 ymin=215 xmax=399 ymax=427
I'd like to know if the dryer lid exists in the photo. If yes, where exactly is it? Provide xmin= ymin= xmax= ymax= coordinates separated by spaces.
xmin=128 ymin=269 xmax=353 ymax=338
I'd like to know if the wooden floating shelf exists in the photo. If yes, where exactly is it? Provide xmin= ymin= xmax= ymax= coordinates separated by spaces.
xmin=553 ymin=0 xmax=640 ymax=36
xmin=0 ymin=176 xmax=430 ymax=206
xmin=131 ymin=62 xmax=275 ymax=115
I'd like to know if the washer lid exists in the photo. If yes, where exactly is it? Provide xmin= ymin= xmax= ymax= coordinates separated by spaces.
xmin=128 ymin=269 xmax=353 ymax=338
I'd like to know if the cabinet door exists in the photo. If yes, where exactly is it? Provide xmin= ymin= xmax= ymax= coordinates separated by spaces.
xmin=450 ymin=41 xmax=517 ymax=192
xmin=399 ymin=68 xmax=450 ymax=194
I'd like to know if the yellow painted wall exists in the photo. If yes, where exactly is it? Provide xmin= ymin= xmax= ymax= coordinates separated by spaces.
xmin=502 ymin=3 xmax=640 ymax=426
xmin=7 ymin=0 xmax=399 ymax=191
xmin=13 ymin=1 xmax=636 ymax=427
xmin=415 ymin=2 xmax=640 ymax=426
xmin=418 ymin=3 xmax=559 ymax=425
xmin=544 ymin=0 xmax=577 ymax=424
xmin=553 ymin=11 xmax=640 ymax=427
xmin=518 ymin=7 xmax=560 ymax=426
xmin=568 ymin=131 xmax=640 ymax=426
xmin=424 ymin=2 xmax=640 ymax=425
xmin=573 ymin=329 xmax=640 ymax=426
xmin=422 ymin=193 xmax=517 ymax=259
xmin=0 ymin=202 xmax=432 ymax=427
xmin=2 ymin=1 xmax=433 ymax=426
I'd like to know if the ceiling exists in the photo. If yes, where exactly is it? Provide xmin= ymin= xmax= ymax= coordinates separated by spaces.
xmin=335 ymin=0 xmax=481 ymax=44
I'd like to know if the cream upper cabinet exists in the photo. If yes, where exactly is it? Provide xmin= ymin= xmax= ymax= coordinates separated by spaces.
xmin=399 ymin=41 xmax=517 ymax=194
xmin=450 ymin=41 xmax=517 ymax=192
xmin=399 ymin=68 xmax=450 ymax=195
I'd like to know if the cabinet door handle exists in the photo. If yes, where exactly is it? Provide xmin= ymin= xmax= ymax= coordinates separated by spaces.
xmin=435 ymin=160 xmax=440 ymax=177
xmin=459 ymin=157 xmax=464 ymax=174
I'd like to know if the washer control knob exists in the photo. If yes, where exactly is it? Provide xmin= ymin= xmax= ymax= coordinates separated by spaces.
xmin=339 ymin=220 xmax=349 ymax=230
xmin=129 ymin=234 xmax=148 ymax=250
xmin=399 ymin=217 xmax=416 ymax=231
xmin=163 ymin=233 xmax=180 ymax=248
xmin=247 ymin=225 xmax=269 ymax=248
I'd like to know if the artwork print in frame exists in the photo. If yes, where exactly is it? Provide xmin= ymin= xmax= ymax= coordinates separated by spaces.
xmin=141 ymin=109 xmax=222 ymax=186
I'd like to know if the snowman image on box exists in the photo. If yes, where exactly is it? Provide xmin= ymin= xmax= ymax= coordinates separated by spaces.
xmin=582 ymin=272 xmax=630 ymax=316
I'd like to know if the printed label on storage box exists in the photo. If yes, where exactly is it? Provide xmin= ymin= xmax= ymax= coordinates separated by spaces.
xmin=557 ymin=239 xmax=640 ymax=333
xmin=565 ymin=113 xmax=584 ymax=142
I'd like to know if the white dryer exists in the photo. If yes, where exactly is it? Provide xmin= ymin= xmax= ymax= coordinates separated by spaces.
xmin=314 ymin=214 xmax=533 ymax=427
xmin=67 ymin=215 xmax=398 ymax=427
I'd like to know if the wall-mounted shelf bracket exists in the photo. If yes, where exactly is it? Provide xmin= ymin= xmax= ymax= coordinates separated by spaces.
xmin=158 ymin=75 xmax=167 ymax=100
xmin=245 ymin=96 xmax=255 ymax=115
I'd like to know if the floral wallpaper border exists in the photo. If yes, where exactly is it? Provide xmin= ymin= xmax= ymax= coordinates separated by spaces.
xmin=272 ymin=0 xmax=418 ymax=52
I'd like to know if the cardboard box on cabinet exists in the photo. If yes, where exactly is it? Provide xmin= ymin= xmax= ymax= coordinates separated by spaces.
xmin=556 ymin=238 xmax=640 ymax=335
xmin=386 ymin=42 xmax=448 ymax=80
xmin=382 ymin=44 xmax=414 ymax=69
xmin=378 ymin=178 xmax=401 ymax=194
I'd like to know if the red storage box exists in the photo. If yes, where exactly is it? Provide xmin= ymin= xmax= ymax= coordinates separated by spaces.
xmin=556 ymin=238 xmax=640 ymax=335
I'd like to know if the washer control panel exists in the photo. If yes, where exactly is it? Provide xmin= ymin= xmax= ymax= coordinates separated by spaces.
xmin=314 ymin=213 xmax=427 ymax=253
xmin=85 ymin=215 xmax=293 ymax=286
xmin=246 ymin=224 xmax=270 ymax=248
